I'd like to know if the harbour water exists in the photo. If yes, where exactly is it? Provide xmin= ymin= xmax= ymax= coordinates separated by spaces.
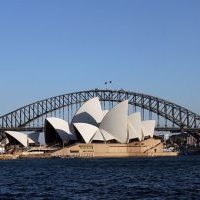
xmin=0 ymin=156 xmax=200 ymax=199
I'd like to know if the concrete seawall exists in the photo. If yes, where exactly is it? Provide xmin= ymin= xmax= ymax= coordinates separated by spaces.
xmin=0 ymin=151 xmax=178 ymax=160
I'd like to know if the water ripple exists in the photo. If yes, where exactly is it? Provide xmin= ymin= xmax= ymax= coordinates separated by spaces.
xmin=0 ymin=156 xmax=200 ymax=199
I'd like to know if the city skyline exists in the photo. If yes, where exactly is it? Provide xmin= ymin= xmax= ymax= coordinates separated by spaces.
xmin=0 ymin=1 xmax=200 ymax=115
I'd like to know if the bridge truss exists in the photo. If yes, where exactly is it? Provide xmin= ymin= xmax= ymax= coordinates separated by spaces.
xmin=0 ymin=89 xmax=200 ymax=134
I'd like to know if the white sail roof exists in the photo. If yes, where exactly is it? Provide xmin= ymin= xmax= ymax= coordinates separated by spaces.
xmin=128 ymin=113 xmax=143 ymax=140
xmin=129 ymin=112 xmax=142 ymax=126
xmin=46 ymin=117 xmax=70 ymax=131
xmin=141 ymin=120 xmax=156 ymax=138
xmin=128 ymin=121 xmax=142 ymax=141
xmin=100 ymin=129 xmax=116 ymax=141
xmin=72 ymin=97 xmax=103 ymax=125
xmin=74 ymin=123 xmax=98 ymax=143
xmin=100 ymin=100 xmax=128 ymax=143
xmin=46 ymin=117 xmax=76 ymax=141
xmin=102 ymin=110 xmax=109 ymax=118
xmin=91 ymin=130 xmax=105 ymax=142
xmin=5 ymin=131 xmax=29 ymax=147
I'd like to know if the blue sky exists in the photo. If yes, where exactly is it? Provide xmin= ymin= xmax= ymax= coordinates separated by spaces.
xmin=0 ymin=0 xmax=200 ymax=115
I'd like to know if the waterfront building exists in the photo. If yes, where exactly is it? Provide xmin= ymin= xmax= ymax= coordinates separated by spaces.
xmin=2 ymin=97 xmax=166 ymax=157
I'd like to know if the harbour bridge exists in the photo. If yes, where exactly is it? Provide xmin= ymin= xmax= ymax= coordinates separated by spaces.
xmin=0 ymin=89 xmax=200 ymax=137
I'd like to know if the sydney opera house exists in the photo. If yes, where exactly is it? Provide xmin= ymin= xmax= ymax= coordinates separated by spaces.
xmin=1 ymin=98 xmax=165 ymax=157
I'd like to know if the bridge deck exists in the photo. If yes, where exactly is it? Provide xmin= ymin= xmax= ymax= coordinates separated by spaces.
xmin=0 ymin=127 xmax=200 ymax=133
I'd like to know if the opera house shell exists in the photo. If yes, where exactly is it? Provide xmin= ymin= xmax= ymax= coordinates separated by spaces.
xmin=45 ymin=117 xmax=77 ymax=145
xmin=4 ymin=131 xmax=40 ymax=148
xmin=71 ymin=97 xmax=156 ymax=144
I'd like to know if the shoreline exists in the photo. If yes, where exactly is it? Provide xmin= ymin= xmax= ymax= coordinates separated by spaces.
xmin=0 ymin=152 xmax=179 ymax=160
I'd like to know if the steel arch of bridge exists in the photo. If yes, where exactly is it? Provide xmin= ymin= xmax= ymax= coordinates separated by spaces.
xmin=0 ymin=89 xmax=200 ymax=131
